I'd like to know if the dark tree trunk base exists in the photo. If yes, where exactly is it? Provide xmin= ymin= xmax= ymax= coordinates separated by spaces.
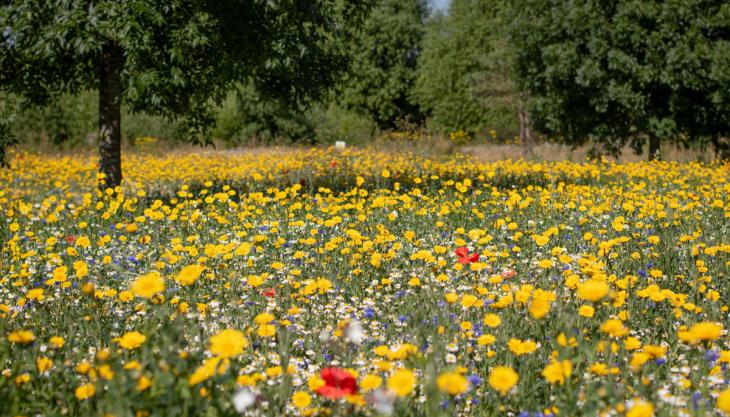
xmin=648 ymin=136 xmax=660 ymax=161
xmin=518 ymin=105 xmax=534 ymax=159
xmin=98 ymin=41 xmax=123 ymax=189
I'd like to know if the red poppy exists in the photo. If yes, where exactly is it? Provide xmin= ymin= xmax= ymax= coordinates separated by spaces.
xmin=316 ymin=367 xmax=358 ymax=399
xmin=262 ymin=288 xmax=276 ymax=297
xmin=330 ymin=160 xmax=338 ymax=167
xmin=65 ymin=235 xmax=76 ymax=244
xmin=455 ymin=246 xmax=479 ymax=264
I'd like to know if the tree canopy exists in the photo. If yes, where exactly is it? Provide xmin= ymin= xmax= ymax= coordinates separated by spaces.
xmin=414 ymin=0 xmax=518 ymax=137
xmin=509 ymin=0 xmax=730 ymax=158
xmin=0 ymin=0 xmax=373 ymax=184
xmin=339 ymin=0 xmax=428 ymax=129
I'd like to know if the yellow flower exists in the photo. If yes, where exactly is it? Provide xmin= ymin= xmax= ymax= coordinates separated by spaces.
xmin=237 ymin=374 xmax=256 ymax=387
xmin=26 ymin=288 xmax=44 ymax=301
xmin=235 ymin=242 xmax=252 ymax=256
xmin=644 ymin=345 xmax=665 ymax=358
xmin=717 ymin=388 xmax=730 ymax=413
xmin=254 ymin=312 xmax=275 ymax=324
xmin=577 ymin=280 xmax=609 ymax=302
xmin=591 ymin=363 xmax=609 ymax=375
xmin=579 ymin=305 xmax=595 ymax=317
xmin=265 ymin=366 xmax=283 ymax=378
xmin=600 ymin=319 xmax=629 ymax=338
xmin=209 ymin=329 xmax=248 ymax=358
xmin=75 ymin=383 xmax=96 ymax=400
xmin=98 ymin=364 xmax=115 ymax=380
xmin=76 ymin=362 xmax=92 ymax=374
xmin=461 ymin=294 xmax=478 ymax=308
xmin=130 ymin=271 xmax=165 ymax=298
xmin=73 ymin=260 xmax=89 ymax=278
xmin=488 ymin=366 xmax=518 ymax=395
xmin=49 ymin=336 xmax=65 ymax=349
xmin=537 ymin=259 xmax=554 ymax=269
xmin=118 ymin=290 xmax=134 ymax=302
xmin=117 ymin=331 xmax=146 ymax=350
xmin=626 ymin=399 xmax=654 ymax=417
xmin=681 ymin=322 xmax=723 ymax=344
xmin=508 ymin=339 xmax=538 ymax=355
xmin=436 ymin=371 xmax=469 ymax=395
xmin=7 ymin=330 xmax=35 ymax=344
xmin=97 ymin=348 xmax=111 ymax=361
xmin=137 ymin=375 xmax=152 ymax=391
xmin=189 ymin=357 xmax=230 ymax=385
xmin=15 ymin=373 xmax=31 ymax=385
xmin=291 ymin=391 xmax=311 ymax=409
xmin=308 ymin=375 xmax=325 ymax=391
xmin=529 ymin=297 xmax=551 ymax=318
xmin=624 ymin=337 xmax=642 ymax=351
xmin=360 ymin=374 xmax=382 ymax=392
xmin=477 ymin=334 xmax=496 ymax=346
xmin=176 ymin=264 xmax=205 ymax=286
xmin=630 ymin=352 xmax=650 ymax=372
xmin=532 ymin=234 xmax=549 ymax=246
xmin=75 ymin=236 xmax=91 ymax=248
xmin=541 ymin=360 xmax=571 ymax=385
xmin=36 ymin=357 xmax=53 ymax=373
xmin=483 ymin=313 xmax=502 ymax=328
xmin=247 ymin=275 xmax=264 ymax=287
xmin=387 ymin=369 xmax=416 ymax=397
xmin=256 ymin=324 xmax=276 ymax=338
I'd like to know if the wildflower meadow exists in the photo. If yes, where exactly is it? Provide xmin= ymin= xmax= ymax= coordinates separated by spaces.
xmin=1 ymin=148 xmax=730 ymax=417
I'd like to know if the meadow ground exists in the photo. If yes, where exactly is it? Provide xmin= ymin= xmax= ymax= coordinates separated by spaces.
xmin=1 ymin=147 xmax=730 ymax=417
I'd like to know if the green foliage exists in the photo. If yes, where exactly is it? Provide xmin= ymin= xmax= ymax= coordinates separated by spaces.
xmin=213 ymin=85 xmax=315 ymax=145
xmin=10 ymin=91 xmax=181 ymax=148
xmin=339 ymin=0 xmax=428 ymax=128
xmin=0 ymin=0 xmax=374 ymax=162
xmin=414 ymin=0 xmax=519 ymax=137
xmin=121 ymin=110 xmax=181 ymax=145
xmin=214 ymin=95 xmax=378 ymax=146
xmin=309 ymin=103 xmax=379 ymax=145
xmin=509 ymin=0 xmax=730 ymax=157
xmin=9 ymin=90 xmax=377 ymax=148
xmin=12 ymin=93 xmax=96 ymax=148
xmin=0 ymin=93 xmax=19 ymax=166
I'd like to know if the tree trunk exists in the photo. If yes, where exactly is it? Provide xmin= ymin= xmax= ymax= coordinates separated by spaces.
xmin=648 ymin=135 xmax=660 ymax=161
xmin=98 ymin=41 xmax=123 ymax=189
xmin=712 ymin=134 xmax=721 ymax=160
xmin=518 ymin=105 xmax=534 ymax=159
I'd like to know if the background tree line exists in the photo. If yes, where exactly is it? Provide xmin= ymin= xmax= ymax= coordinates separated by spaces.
xmin=1 ymin=0 xmax=728 ymax=186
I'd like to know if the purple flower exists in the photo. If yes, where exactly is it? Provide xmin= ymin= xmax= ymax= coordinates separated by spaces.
xmin=705 ymin=350 xmax=720 ymax=363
